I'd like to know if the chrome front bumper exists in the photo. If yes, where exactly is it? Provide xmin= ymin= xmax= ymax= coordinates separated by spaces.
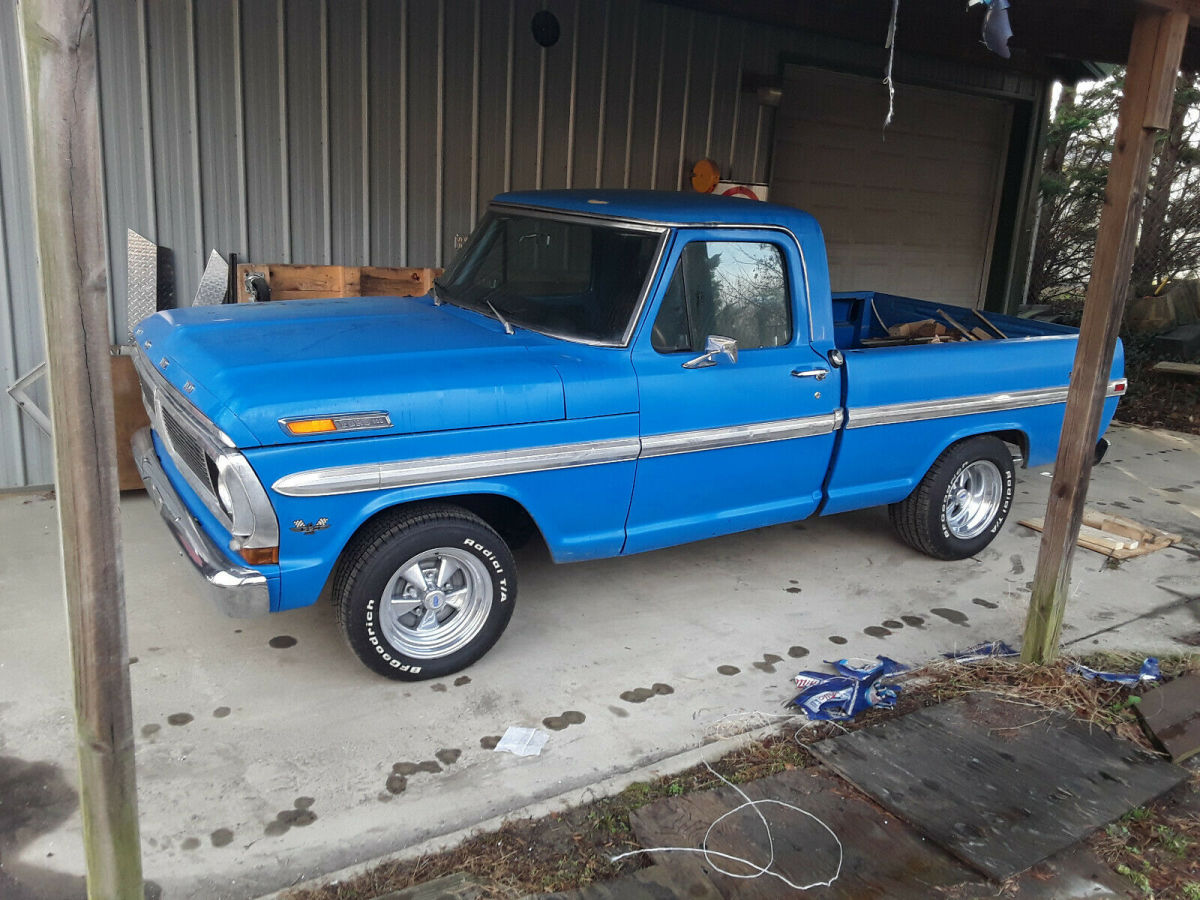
xmin=132 ymin=427 xmax=270 ymax=618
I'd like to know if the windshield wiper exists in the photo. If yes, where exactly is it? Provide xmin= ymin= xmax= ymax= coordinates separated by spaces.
xmin=485 ymin=298 xmax=515 ymax=335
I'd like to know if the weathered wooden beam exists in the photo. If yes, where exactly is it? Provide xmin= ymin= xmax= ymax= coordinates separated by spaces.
xmin=15 ymin=0 xmax=144 ymax=895
xmin=1139 ymin=0 xmax=1200 ymax=23
xmin=1021 ymin=5 xmax=1190 ymax=665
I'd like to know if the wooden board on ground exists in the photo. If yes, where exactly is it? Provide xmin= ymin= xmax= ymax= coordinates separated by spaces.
xmin=539 ymin=857 xmax=721 ymax=900
xmin=628 ymin=768 xmax=983 ymax=898
xmin=1137 ymin=673 xmax=1200 ymax=762
xmin=809 ymin=695 xmax=1187 ymax=881
xmin=1019 ymin=507 xmax=1180 ymax=558
xmin=374 ymin=871 xmax=486 ymax=900
xmin=234 ymin=263 xmax=440 ymax=301
xmin=1151 ymin=361 xmax=1200 ymax=378
xmin=111 ymin=353 xmax=150 ymax=491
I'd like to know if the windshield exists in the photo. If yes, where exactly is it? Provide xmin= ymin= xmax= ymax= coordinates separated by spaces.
xmin=436 ymin=210 xmax=663 ymax=345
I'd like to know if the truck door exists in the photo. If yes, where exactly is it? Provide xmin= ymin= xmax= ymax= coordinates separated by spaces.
xmin=624 ymin=230 xmax=841 ymax=555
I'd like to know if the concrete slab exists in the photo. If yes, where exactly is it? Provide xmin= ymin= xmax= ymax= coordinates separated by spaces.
xmin=0 ymin=422 xmax=1197 ymax=899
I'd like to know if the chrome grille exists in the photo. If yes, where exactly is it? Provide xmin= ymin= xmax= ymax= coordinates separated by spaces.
xmin=161 ymin=405 xmax=215 ymax=493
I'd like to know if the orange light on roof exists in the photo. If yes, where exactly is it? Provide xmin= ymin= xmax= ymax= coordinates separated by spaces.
xmin=286 ymin=418 xmax=337 ymax=435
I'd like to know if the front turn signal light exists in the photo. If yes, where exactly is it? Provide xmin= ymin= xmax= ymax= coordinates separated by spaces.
xmin=285 ymin=418 xmax=337 ymax=436
xmin=240 ymin=546 xmax=279 ymax=565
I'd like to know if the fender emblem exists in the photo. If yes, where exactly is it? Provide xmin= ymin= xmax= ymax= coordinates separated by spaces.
xmin=291 ymin=517 xmax=330 ymax=535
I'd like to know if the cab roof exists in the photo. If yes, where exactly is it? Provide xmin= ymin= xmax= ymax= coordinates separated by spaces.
xmin=492 ymin=189 xmax=822 ymax=238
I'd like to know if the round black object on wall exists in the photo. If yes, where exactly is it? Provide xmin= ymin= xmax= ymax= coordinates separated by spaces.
xmin=531 ymin=10 xmax=560 ymax=48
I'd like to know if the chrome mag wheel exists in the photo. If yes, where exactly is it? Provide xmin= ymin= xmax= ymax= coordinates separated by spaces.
xmin=378 ymin=548 xmax=493 ymax=659
xmin=944 ymin=460 xmax=1003 ymax=540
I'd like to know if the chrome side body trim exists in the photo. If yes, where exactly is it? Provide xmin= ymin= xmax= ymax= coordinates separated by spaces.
xmin=275 ymin=437 xmax=643 ymax=497
xmin=132 ymin=428 xmax=270 ymax=618
xmin=273 ymin=413 xmax=842 ymax=497
xmin=846 ymin=381 xmax=1125 ymax=430
xmin=640 ymin=412 xmax=842 ymax=458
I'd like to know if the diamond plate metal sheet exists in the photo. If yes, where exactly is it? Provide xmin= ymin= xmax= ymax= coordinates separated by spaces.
xmin=126 ymin=229 xmax=158 ymax=341
xmin=193 ymin=250 xmax=229 ymax=306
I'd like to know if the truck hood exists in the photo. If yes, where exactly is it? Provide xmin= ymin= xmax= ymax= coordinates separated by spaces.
xmin=135 ymin=296 xmax=566 ymax=447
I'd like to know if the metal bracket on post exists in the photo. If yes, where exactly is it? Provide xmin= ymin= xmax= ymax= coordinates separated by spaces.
xmin=5 ymin=362 xmax=52 ymax=436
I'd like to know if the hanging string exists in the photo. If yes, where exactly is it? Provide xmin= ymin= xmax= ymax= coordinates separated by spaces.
xmin=609 ymin=761 xmax=843 ymax=891
xmin=883 ymin=0 xmax=900 ymax=133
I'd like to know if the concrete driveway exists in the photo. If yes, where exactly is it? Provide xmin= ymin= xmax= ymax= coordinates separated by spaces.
xmin=1 ymin=421 xmax=1197 ymax=899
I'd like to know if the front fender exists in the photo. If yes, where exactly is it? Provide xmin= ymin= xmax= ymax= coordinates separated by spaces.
xmin=245 ymin=415 xmax=638 ymax=611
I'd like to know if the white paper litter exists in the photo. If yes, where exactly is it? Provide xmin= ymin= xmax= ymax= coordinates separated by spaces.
xmin=494 ymin=726 xmax=549 ymax=757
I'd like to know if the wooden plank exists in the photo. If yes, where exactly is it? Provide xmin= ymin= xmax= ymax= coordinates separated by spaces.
xmin=810 ymin=696 xmax=1188 ymax=882
xmin=110 ymin=355 xmax=150 ymax=492
xmin=629 ymin=768 xmax=982 ymax=898
xmin=1137 ymin=674 xmax=1200 ymax=762
xmin=1019 ymin=511 xmax=1179 ymax=559
xmin=970 ymin=327 xmax=994 ymax=341
xmin=1151 ymin=361 xmax=1200 ymax=377
xmin=974 ymin=308 xmax=1009 ymax=339
xmin=1022 ymin=5 xmax=1190 ymax=664
xmin=374 ymin=871 xmax=487 ymax=900
xmin=540 ymin=858 xmax=721 ymax=899
xmin=15 ymin=0 xmax=144 ymax=895
xmin=937 ymin=308 xmax=977 ymax=340
xmin=1139 ymin=0 xmax=1200 ymax=24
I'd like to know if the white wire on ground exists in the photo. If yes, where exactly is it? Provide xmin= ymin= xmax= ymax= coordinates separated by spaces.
xmin=609 ymin=761 xmax=843 ymax=891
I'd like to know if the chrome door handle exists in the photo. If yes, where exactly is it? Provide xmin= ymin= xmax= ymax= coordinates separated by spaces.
xmin=791 ymin=368 xmax=828 ymax=381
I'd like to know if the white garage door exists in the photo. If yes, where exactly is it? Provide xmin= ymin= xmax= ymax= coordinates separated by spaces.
xmin=771 ymin=65 xmax=1012 ymax=308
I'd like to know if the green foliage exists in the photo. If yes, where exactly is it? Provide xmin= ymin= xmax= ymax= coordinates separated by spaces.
xmin=1029 ymin=71 xmax=1200 ymax=304
xmin=1116 ymin=863 xmax=1152 ymax=894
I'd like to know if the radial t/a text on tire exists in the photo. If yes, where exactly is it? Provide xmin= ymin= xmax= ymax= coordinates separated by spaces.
xmin=889 ymin=435 xmax=1015 ymax=560
xmin=334 ymin=504 xmax=517 ymax=680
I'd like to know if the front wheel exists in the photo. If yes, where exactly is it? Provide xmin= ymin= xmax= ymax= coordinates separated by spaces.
xmin=334 ymin=504 xmax=517 ymax=680
xmin=889 ymin=435 xmax=1015 ymax=560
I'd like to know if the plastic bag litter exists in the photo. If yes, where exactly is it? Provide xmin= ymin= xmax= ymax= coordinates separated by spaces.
xmin=1070 ymin=657 xmax=1161 ymax=685
xmin=789 ymin=656 xmax=907 ymax=721
xmin=493 ymin=726 xmax=549 ymax=757
xmin=943 ymin=640 xmax=1019 ymax=663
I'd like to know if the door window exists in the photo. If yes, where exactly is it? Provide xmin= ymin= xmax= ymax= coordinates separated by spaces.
xmin=651 ymin=241 xmax=791 ymax=353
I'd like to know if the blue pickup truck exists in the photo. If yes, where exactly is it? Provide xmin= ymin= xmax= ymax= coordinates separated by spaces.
xmin=132 ymin=190 xmax=1125 ymax=679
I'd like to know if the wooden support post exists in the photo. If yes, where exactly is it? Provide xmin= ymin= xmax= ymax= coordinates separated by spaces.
xmin=16 ymin=0 xmax=144 ymax=895
xmin=1021 ymin=4 xmax=1190 ymax=665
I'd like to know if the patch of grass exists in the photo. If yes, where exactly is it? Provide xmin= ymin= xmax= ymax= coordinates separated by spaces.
xmin=1182 ymin=882 xmax=1200 ymax=900
xmin=1117 ymin=863 xmax=1153 ymax=894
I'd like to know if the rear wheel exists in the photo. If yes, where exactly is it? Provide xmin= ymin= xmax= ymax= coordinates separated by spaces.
xmin=889 ymin=435 xmax=1015 ymax=560
xmin=334 ymin=504 xmax=517 ymax=680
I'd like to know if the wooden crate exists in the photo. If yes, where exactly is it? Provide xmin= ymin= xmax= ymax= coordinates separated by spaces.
xmin=234 ymin=264 xmax=441 ymax=302
xmin=111 ymin=354 xmax=151 ymax=492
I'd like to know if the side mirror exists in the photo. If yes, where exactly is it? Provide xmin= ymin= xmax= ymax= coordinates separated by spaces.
xmin=682 ymin=335 xmax=739 ymax=369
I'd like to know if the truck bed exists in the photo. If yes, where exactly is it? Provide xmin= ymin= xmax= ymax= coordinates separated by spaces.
xmin=831 ymin=291 xmax=1075 ymax=349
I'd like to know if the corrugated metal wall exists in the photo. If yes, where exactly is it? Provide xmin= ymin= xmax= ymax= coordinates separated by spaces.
xmin=0 ymin=4 xmax=54 ymax=487
xmin=95 ymin=0 xmax=787 ymax=335
xmin=0 ymin=0 xmax=1044 ymax=488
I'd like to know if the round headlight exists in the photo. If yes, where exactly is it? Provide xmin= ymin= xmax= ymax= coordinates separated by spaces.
xmin=216 ymin=476 xmax=234 ymax=515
